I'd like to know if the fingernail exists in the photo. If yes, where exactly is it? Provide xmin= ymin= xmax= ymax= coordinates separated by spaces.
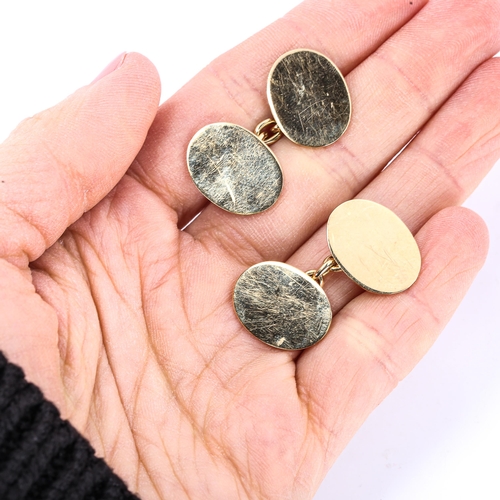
xmin=91 ymin=52 xmax=127 ymax=84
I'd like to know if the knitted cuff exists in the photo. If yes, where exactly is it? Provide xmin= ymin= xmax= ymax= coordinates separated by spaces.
xmin=0 ymin=352 xmax=139 ymax=500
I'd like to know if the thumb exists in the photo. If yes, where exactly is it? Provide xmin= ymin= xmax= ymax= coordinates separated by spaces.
xmin=0 ymin=52 xmax=161 ymax=268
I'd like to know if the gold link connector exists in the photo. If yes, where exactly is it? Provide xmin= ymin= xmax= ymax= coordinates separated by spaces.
xmin=306 ymin=256 xmax=342 ymax=288
xmin=255 ymin=118 xmax=283 ymax=146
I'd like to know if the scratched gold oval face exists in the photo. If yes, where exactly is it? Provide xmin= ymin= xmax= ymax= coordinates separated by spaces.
xmin=268 ymin=49 xmax=351 ymax=147
xmin=327 ymin=200 xmax=421 ymax=294
xmin=234 ymin=262 xmax=332 ymax=350
xmin=187 ymin=123 xmax=283 ymax=215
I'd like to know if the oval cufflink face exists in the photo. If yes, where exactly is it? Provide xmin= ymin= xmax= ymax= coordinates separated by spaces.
xmin=187 ymin=123 xmax=283 ymax=215
xmin=327 ymin=200 xmax=421 ymax=294
xmin=268 ymin=49 xmax=351 ymax=147
xmin=234 ymin=262 xmax=332 ymax=350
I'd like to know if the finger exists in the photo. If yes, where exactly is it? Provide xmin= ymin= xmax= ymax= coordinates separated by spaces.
xmin=289 ymin=56 xmax=500 ymax=319
xmin=0 ymin=52 xmax=161 ymax=268
xmin=129 ymin=0 xmax=428 ymax=227
xmin=295 ymin=207 xmax=489 ymax=475
xmin=188 ymin=0 xmax=500 ymax=266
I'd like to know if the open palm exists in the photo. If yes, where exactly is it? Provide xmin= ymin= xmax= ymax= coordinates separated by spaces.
xmin=1 ymin=0 xmax=500 ymax=498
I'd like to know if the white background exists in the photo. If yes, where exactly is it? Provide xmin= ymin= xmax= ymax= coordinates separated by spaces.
xmin=0 ymin=1 xmax=498 ymax=499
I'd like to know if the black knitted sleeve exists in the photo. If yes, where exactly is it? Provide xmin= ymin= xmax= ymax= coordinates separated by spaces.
xmin=0 ymin=352 xmax=140 ymax=500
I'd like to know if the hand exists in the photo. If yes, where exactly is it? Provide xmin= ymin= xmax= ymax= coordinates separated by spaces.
xmin=1 ymin=0 xmax=499 ymax=498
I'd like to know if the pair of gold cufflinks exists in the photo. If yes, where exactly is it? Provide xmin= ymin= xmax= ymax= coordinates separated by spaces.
xmin=187 ymin=49 xmax=421 ymax=350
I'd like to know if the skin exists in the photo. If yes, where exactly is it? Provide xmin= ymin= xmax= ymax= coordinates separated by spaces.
xmin=1 ymin=0 xmax=500 ymax=498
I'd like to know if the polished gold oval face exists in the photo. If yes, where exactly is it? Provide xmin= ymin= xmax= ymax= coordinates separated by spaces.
xmin=267 ymin=49 xmax=351 ymax=147
xmin=234 ymin=262 xmax=332 ymax=350
xmin=327 ymin=200 xmax=421 ymax=294
xmin=187 ymin=123 xmax=283 ymax=215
